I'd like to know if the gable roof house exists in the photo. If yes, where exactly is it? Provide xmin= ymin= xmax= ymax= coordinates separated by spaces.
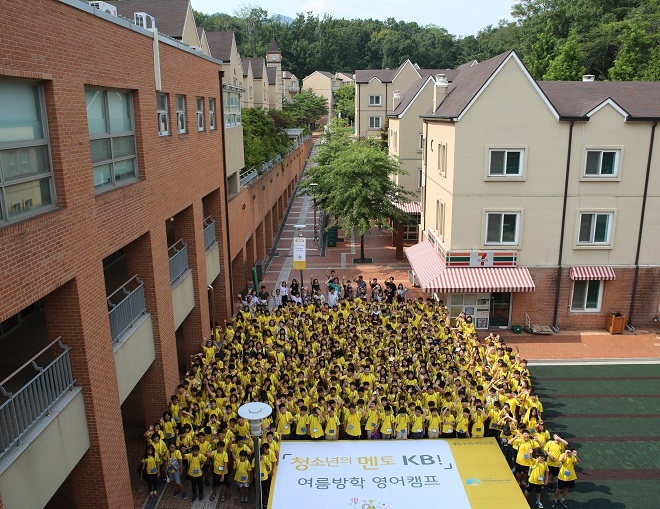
xmin=404 ymin=50 xmax=659 ymax=333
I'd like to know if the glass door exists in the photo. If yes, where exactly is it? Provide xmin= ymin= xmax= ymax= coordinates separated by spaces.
xmin=489 ymin=292 xmax=511 ymax=328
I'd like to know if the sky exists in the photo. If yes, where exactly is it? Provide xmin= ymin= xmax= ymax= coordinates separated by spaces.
xmin=192 ymin=0 xmax=517 ymax=37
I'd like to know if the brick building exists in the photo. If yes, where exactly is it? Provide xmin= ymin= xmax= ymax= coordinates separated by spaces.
xmin=0 ymin=1 xmax=310 ymax=508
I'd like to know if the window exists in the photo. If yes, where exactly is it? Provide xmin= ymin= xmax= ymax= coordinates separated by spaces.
xmin=369 ymin=95 xmax=382 ymax=106
xmin=437 ymin=143 xmax=447 ymax=176
xmin=0 ymin=79 xmax=55 ymax=222
xmin=436 ymin=200 xmax=445 ymax=237
xmin=196 ymin=97 xmax=204 ymax=131
xmin=485 ymin=212 xmax=519 ymax=245
xmin=209 ymin=98 xmax=216 ymax=130
xmin=176 ymin=94 xmax=186 ymax=133
xmin=417 ymin=168 xmax=423 ymax=189
xmin=85 ymin=87 xmax=137 ymax=191
xmin=571 ymin=280 xmax=602 ymax=312
xmin=157 ymin=93 xmax=169 ymax=136
xmin=585 ymin=150 xmax=619 ymax=177
xmin=224 ymin=91 xmax=241 ymax=127
xmin=369 ymin=116 xmax=381 ymax=129
xmin=578 ymin=212 xmax=612 ymax=245
xmin=489 ymin=149 xmax=523 ymax=176
xmin=418 ymin=133 xmax=423 ymax=152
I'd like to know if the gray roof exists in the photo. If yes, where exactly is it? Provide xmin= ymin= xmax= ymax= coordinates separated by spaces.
xmin=355 ymin=68 xmax=397 ymax=84
xmin=206 ymin=32 xmax=234 ymax=60
xmin=267 ymin=39 xmax=280 ymax=52
xmin=248 ymin=58 xmax=266 ymax=79
xmin=538 ymin=81 xmax=660 ymax=120
xmin=106 ymin=0 xmax=189 ymax=38
xmin=419 ymin=69 xmax=461 ymax=82
xmin=390 ymin=77 xmax=430 ymax=117
xmin=241 ymin=58 xmax=251 ymax=76
xmin=423 ymin=51 xmax=512 ymax=118
xmin=266 ymin=67 xmax=276 ymax=85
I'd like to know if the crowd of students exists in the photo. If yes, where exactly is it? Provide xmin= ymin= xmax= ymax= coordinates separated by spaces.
xmin=139 ymin=273 xmax=579 ymax=508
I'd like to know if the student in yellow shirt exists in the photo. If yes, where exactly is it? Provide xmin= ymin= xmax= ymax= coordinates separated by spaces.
xmin=344 ymin=404 xmax=362 ymax=439
xmin=364 ymin=401 xmax=380 ymax=439
xmin=551 ymin=449 xmax=580 ymax=508
xmin=508 ymin=429 xmax=539 ymax=488
xmin=427 ymin=407 xmax=442 ymax=438
xmin=440 ymin=407 xmax=455 ymax=438
xmin=410 ymin=406 xmax=425 ymax=439
xmin=324 ymin=407 xmax=341 ymax=440
xmin=544 ymin=434 xmax=568 ymax=493
xmin=294 ymin=406 xmax=310 ymax=439
xmin=207 ymin=440 xmax=228 ymax=502
xmin=275 ymin=404 xmax=294 ymax=440
xmin=380 ymin=405 xmax=396 ymax=439
xmin=140 ymin=445 xmax=160 ymax=499
xmin=395 ymin=407 xmax=409 ymax=439
xmin=309 ymin=407 xmax=325 ymax=440
xmin=525 ymin=453 xmax=549 ymax=508
xmin=164 ymin=442 xmax=185 ymax=498
xmin=234 ymin=450 xmax=253 ymax=504
xmin=253 ymin=444 xmax=273 ymax=503
xmin=184 ymin=444 xmax=207 ymax=502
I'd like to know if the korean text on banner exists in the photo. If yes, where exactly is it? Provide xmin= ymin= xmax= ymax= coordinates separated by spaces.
xmin=292 ymin=237 xmax=306 ymax=270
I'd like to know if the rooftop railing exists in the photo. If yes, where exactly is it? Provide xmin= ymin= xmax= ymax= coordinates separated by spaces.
xmin=107 ymin=275 xmax=147 ymax=342
xmin=0 ymin=338 xmax=75 ymax=456
xmin=168 ymin=240 xmax=189 ymax=284
xmin=203 ymin=216 xmax=216 ymax=250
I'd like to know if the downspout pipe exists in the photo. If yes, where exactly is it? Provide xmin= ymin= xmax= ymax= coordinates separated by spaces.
xmin=552 ymin=121 xmax=574 ymax=329
xmin=627 ymin=121 xmax=656 ymax=330
xmin=218 ymin=70 xmax=234 ymax=316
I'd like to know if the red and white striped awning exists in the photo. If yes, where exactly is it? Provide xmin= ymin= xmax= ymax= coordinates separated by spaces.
xmin=404 ymin=240 xmax=445 ymax=290
xmin=405 ymin=241 xmax=536 ymax=293
xmin=428 ymin=267 xmax=536 ymax=293
xmin=570 ymin=266 xmax=616 ymax=281
xmin=394 ymin=201 xmax=422 ymax=215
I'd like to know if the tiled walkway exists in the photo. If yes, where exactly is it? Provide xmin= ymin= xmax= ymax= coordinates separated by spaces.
xmin=137 ymin=141 xmax=660 ymax=509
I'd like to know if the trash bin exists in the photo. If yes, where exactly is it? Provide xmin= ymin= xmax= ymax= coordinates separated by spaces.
xmin=606 ymin=312 xmax=625 ymax=334
xmin=327 ymin=225 xmax=338 ymax=247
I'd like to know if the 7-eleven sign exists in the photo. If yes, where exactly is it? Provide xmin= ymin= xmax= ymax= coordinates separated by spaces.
xmin=469 ymin=251 xmax=494 ymax=267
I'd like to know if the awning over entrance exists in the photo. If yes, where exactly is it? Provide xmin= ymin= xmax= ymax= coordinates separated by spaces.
xmin=394 ymin=201 xmax=422 ymax=215
xmin=405 ymin=241 xmax=536 ymax=293
xmin=405 ymin=240 xmax=445 ymax=290
xmin=430 ymin=266 xmax=536 ymax=293
xmin=570 ymin=266 xmax=616 ymax=281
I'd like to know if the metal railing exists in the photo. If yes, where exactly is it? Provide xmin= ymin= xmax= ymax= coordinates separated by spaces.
xmin=203 ymin=216 xmax=216 ymax=250
xmin=168 ymin=239 xmax=189 ymax=284
xmin=0 ymin=338 xmax=75 ymax=456
xmin=107 ymin=275 xmax=147 ymax=342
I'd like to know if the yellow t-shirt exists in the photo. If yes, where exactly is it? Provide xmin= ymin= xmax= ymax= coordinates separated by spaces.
xmin=185 ymin=453 xmax=205 ymax=477
xmin=142 ymin=455 xmax=159 ymax=475
xmin=558 ymin=454 xmax=578 ymax=481
xmin=514 ymin=439 xmax=537 ymax=467
xmin=427 ymin=415 xmax=442 ymax=434
xmin=295 ymin=414 xmax=310 ymax=435
xmin=309 ymin=414 xmax=324 ymax=438
xmin=209 ymin=450 xmax=229 ymax=475
xmin=345 ymin=412 xmax=362 ymax=436
xmin=544 ymin=441 xmax=564 ymax=468
xmin=442 ymin=414 xmax=455 ymax=434
xmin=234 ymin=458 xmax=252 ymax=483
xmin=380 ymin=413 xmax=395 ymax=434
xmin=325 ymin=414 xmax=341 ymax=436
xmin=165 ymin=449 xmax=182 ymax=473
xmin=411 ymin=414 xmax=425 ymax=433
xmin=528 ymin=459 xmax=548 ymax=485
xmin=365 ymin=409 xmax=379 ymax=431
xmin=252 ymin=456 xmax=272 ymax=481
xmin=276 ymin=411 xmax=293 ymax=434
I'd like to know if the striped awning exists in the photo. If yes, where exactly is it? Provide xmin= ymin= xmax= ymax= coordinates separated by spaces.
xmin=394 ymin=201 xmax=422 ymax=215
xmin=404 ymin=240 xmax=445 ymax=290
xmin=428 ymin=267 xmax=536 ymax=293
xmin=570 ymin=266 xmax=616 ymax=281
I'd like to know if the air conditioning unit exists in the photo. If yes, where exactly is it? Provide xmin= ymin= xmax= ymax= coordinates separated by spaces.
xmin=88 ymin=1 xmax=118 ymax=16
xmin=134 ymin=12 xmax=156 ymax=29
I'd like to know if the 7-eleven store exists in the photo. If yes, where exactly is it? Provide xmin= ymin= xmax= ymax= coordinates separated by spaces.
xmin=405 ymin=229 xmax=535 ymax=329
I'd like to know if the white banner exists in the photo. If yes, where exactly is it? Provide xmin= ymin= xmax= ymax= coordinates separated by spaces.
xmin=271 ymin=440 xmax=470 ymax=509
xmin=292 ymin=237 xmax=306 ymax=270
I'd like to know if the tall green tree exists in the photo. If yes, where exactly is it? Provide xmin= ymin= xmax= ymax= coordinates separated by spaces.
xmin=332 ymin=84 xmax=355 ymax=122
xmin=242 ymin=108 xmax=291 ymax=169
xmin=543 ymin=33 xmax=587 ymax=80
xmin=283 ymin=89 xmax=328 ymax=130
xmin=302 ymin=119 xmax=413 ymax=260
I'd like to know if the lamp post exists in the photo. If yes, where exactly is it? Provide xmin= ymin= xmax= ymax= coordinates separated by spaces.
xmin=238 ymin=402 xmax=273 ymax=509
xmin=309 ymin=183 xmax=318 ymax=241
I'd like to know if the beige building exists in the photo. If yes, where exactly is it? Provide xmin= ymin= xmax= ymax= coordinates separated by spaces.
xmin=282 ymin=71 xmax=300 ymax=103
xmin=303 ymin=71 xmax=334 ymax=121
xmin=266 ymin=40 xmax=283 ymax=110
xmin=108 ymin=0 xmax=209 ymax=55
xmin=247 ymin=57 xmax=270 ymax=110
xmin=242 ymin=58 xmax=255 ymax=109
xmin=406 ymin=50 xmax=660 ymax=331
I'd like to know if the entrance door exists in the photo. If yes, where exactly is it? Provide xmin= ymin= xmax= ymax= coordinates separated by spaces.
xmin=489 ymin=292 xmax=511 ymax=328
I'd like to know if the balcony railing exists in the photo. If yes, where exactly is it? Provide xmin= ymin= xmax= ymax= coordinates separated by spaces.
xmin=289 ymin=85 xmax=300 ymax=92
xmin=203 ymin=216 xmax=216 ymax=250
xmin=168 ymin=240 xmax=189 ymax=284
xmin=0 ymin=338 xmax=75 ymax=456
xmin=107 ymin=275 xmax=147 ymax=342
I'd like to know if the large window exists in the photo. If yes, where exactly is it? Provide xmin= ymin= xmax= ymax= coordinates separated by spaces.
xmin=209 ymin=98 xmax=216 ymax=130
xmin=176 ymin=94 xmax=186 ymax=134
xmin=85 ymin=88 xmax=137 ymax=191
xmin=437 ymin=142 xmax=447 ymax=176
xmin=369 ymin=116 xmax=381 ymax=129
xmin=585 ymin=150 xmax=619 ymax=177
xmin=369 ymin=95 xmax=382 ymax=106
xmin=578 ymin=212 xmax=612 ymax=245
xmin=485 ymin=212 xmax=519 ymax=245
xmin=489 ymin=149 xmax=523 ymax=176
xmin=196 ymin=97 xmax=204 ymax=131
xmin=224 ymin=91 xmax=241 ymax=127
xmin=157 ymin=93 xmax=169 ymax=136
xmin=571 ymin=280 xmax=602 ymax=312
xmin=0 ymin=79 xmax=55 ymax=222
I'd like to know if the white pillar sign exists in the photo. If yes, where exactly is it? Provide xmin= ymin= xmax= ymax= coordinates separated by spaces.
xmin=292 ymin=237 xmax=307 ymax=270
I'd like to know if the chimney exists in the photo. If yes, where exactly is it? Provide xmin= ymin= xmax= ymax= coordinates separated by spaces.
xmin=433 ymin=74 xmax=448 ymax=112
xmin=582 ymin=75 xmax=595 ymax=82
xmin=393 ymin=90 xmax=401 ymax=110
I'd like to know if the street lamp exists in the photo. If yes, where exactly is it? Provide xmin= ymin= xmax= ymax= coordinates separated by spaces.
xmin=309 ymin=183 xmax=318 ymax=241
xmin=238 ymin=402 xmax=273 ymax=509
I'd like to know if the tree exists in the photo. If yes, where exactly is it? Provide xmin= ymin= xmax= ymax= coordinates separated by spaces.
xmin=234 ymin=5 xmax=268 ymax=57
xmin=543 ymin=33 xmax=586 ymax=80
xmin=527 ymin=24 xmax=557 ymax=79
xmin=332 ymin=84 xmax=355 ymax=122
xmin=242 ymin=108 xmax=291 ymax=169
xmin=283 ymin=89 xmax=328 ymax=130
xmin=302 ymin=119 xmax=414 ymax=261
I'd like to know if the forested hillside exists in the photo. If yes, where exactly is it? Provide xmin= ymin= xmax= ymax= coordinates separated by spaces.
xmin=195 ymin=0 xmax=660 ymax=81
